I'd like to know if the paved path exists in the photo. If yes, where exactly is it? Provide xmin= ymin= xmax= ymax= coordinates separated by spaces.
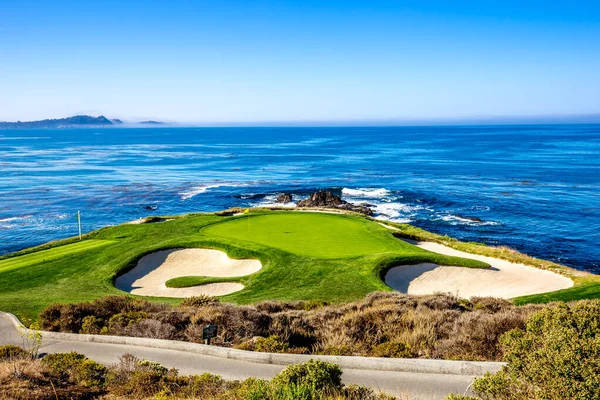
xmin=0 ymin=313 xmax=476 ymax=399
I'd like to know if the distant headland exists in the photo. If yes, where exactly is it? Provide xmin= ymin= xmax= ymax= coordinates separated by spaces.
xmin=0 ymin=115 xmax=167 ymax=129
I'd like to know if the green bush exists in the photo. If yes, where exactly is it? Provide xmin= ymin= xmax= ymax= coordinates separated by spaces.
xmin=225 ymin=377 xmax=271 ymax=400
xmin=272 ymin=359 xmax=343 ymax=393
xmin=42 ymin=352 xmax=87 ymax=377
xmin=473 ymin=300 xmax=600 ymax=399
xmin=446 ymin=395 xmax=480 ymax=400
xmin=0 ymin=344 xmax=29 ymax=360
xmin=371 ymin=341 xmax=414 ymax=358
xmin=254 ymin=335 xmax=290 ymax=353
xmin=74 ymin=359 xmax=107 ymax=388
xmin=108 ymin=311 xmax=149 ymax=330
xmin=106 ymin=357 xmax=178 ymax=397
xmin=80 ymin=315 xmax=104 ymax=334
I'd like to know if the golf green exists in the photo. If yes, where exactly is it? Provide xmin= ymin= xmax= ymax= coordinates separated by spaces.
xmin=202 ymin=213 xmax=402 ymax=258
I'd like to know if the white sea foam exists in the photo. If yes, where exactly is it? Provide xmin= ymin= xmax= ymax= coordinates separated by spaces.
xmin=438 ymin=214 xmax=500 ymax=226
xmin=255 ymin=194 xmax=297 ymax=208
xmin=0 ymin=215 xmax=34 ymax=229
xmin=0 ymin=215 xmax=33 ymax=223
xmin=342 ymin=188 xmax=391 ymax=198
xmin=179 ymin=184 xmax=222 ymax=200
xmin=372 ymin=202 xmax=422 ymax=223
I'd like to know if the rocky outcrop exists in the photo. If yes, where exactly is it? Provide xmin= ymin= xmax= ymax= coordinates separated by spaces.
xmin=297 ymin=191 xmax=374 ymax=216
xmin=276 ymin=193 xmax=293 ymax=203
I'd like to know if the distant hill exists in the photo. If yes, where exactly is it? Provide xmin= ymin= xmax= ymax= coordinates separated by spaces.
xmin=0 ymin=115 xmax=168 ymax=129
xmin=0 ymin=115 xmax=114 ymax=129
xmin=138 ymin=120 xmax=166 ymax=125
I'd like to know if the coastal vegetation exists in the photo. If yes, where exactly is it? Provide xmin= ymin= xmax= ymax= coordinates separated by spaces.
xmin=39 ymin=293 xmax=537 ymax=362
xmin=0 ymin=350 xmax=393 ymax=399
xmin=0 ymin=210 xmax=487 ymax=322
xmin=448 ymin=299 xmax=600 ymax=399
xmin=4 ymin=298 xmax=599 ymax=399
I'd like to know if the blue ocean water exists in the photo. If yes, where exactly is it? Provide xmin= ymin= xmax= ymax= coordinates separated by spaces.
xmin=0 ymin=125 xmax=599 ymax=272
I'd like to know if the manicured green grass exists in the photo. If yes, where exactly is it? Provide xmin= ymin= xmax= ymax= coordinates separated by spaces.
xmin=202 ymin=213 xmax=401 ymax=258
xmin=0 ymin=210 xmax=487 ymax=322
xmin=0 ymin=240 xmax=114 ymax=273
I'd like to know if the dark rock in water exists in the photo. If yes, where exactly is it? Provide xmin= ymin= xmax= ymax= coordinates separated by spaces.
xmin=458 ymin=215 xmax=484 ymax=223
xmin=297 ymin=191 xmax=344 ymax=207
xmin=297 ymin=190 xmax=374 ymax=216
xmin=276 ymin=193 xmax=293 ymax=203
xmin=144 ymin=205 xmax=158 ymax=211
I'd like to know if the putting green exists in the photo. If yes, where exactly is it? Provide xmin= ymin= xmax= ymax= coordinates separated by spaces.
xmin=202 ymin=212 xmax=401 ymax=258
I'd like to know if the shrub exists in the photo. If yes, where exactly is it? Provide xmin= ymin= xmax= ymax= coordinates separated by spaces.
xmin=80 ymin=315 xmax=104 ymax=334
xmin=108 ymin=311 xmax=148 ymax=333
xmin=225 ymin=377 xmax=271 ymax=399
xmin=0 ymin=345 xmax=28 ymax=360
xmin=106 ymin=356 xmax=182 ymax=397
xmin=125 ymin=319 xmax=176 ymax=339
xmin=73 ymin=359 xmax=107 ymax=388
xmin=39 ymin=292 xmax=539 ymax=361
xmin=42 ymin=352 xmax=87 ymax=377
xmin=181 ymin=295 xmax=219 ymax=307
xmin=254 ymin=335 xmax=289 ymax=353
xmin=472 ymin=300 xmax=600 ymax=399
xmin=371 ymin=341 xmax=414 ymax=358
xmin=272 ymin=359 xmax=343 ymax=393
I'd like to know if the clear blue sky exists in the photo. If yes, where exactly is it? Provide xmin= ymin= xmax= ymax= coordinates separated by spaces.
xmin=1 ymin=1 xmax=599 ymax=123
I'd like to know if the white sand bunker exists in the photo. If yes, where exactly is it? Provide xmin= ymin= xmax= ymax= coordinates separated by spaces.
xmin=385 ymin=241 xmax=574 ymax=299
xmin=116 ymin=249 xmax=262 ymax=298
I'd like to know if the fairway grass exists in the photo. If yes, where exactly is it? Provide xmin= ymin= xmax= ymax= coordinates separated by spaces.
xmin=0 ymin=240 xmax=114 ymax=273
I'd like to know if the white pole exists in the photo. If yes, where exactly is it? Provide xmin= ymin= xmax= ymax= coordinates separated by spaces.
xmin=77 ymin=210 xmax=82 ymax=240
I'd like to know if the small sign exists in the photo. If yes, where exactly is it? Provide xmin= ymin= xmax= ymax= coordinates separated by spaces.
xmin=202 ymin=324 xmax=218 ymax=342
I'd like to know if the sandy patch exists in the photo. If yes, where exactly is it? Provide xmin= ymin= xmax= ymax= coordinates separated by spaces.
xmin=116 ymin=249 xmax=262 ymax=298
xmin=380 ymin=224 xmax=573 ymax=298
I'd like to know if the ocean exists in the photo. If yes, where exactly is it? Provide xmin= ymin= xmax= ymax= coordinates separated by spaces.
xmin=0 ymin=125 xmax=599 ymax=272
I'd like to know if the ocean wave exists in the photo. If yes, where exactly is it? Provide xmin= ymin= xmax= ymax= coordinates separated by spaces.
xmin=0 ymin=215 xmax=33 ymax=223
xmin=438 ymin=214 xmax=500 ymax=226
xmin=254 ymin=194 xmax=297 ymax=208
xmin=342 ymin=188 xmax=391 ymax=198
xmin=372 ymin=202 xmax=422 ymax=222
xmin=179 ymin=184 xmax=222 ymax=201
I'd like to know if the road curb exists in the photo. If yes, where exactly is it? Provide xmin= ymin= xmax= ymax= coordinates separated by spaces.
xmin=2 ymin=312 xmax=504 ymax=376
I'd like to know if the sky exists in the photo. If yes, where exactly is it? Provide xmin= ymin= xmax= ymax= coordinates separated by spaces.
xmin=1 ymin=1 xmax=599 ymax=124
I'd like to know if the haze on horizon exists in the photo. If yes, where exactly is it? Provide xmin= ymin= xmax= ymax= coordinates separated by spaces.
xmin=1 ymin=1 xmax=599 ymax=124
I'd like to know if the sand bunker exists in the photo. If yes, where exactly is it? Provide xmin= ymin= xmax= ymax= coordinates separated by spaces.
xmin=115 ymin=249 xmax=262 ymax=298
xmin=384 ymin=239 xmax=573 ymax=299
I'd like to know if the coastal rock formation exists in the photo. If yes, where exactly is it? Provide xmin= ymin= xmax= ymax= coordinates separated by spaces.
xmin=297 ymin=190 xmax=374 ymax=216
xmin=276 ymin=193 xmax=293 ymax=203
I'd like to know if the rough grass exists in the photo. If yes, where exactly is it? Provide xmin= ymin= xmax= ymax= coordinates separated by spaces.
xmin=39 ymin=293 xmax=540 ymax=362
xmin=0 ymin=210 xmax=488 ymax=323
